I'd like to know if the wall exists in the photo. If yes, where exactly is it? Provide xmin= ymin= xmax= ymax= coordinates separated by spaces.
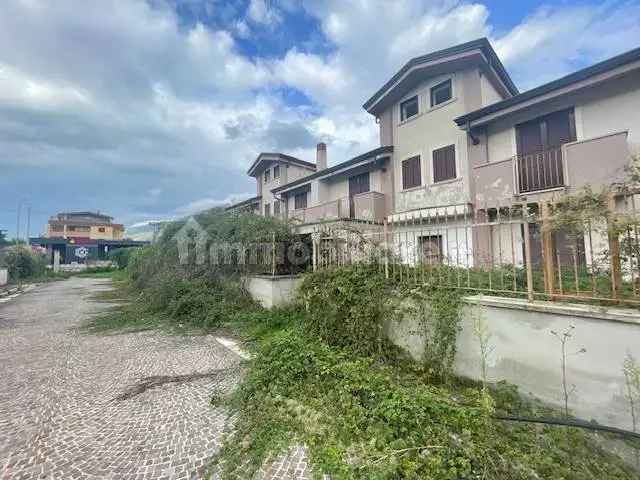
xmin=387 ymin=295 xmax=640 ymax=431
xmin=0 ymin=268 xmax=7 ymax=286
xmin=391 ymin=69 xmax=477 ymax=213
xmin=244 ymin=275 xmax=303 ymax=308
xmin=259 ymin=162 xmax=315 ymax=217
xmin=576 ymin=73 xmax=640 ymax=152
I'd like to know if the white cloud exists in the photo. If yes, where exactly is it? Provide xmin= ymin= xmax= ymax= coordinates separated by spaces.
xmin=174 ymin=192 xmax=255 ymax=216
xmin=247 ymin=0 xmax=283 ymax=27
xmin=1 ymin=0 xmax=639 ymax=235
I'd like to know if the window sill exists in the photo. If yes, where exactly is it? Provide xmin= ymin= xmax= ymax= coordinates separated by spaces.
xmin=432 ymin=177 xmax=461 ymax=187
xmin=428 ymin=97 xmax=457 ymax=113
xmin=398 ymin=112 xmax=423 ymax=127
xmin=401 ymin=185 xmax=424 ymax=193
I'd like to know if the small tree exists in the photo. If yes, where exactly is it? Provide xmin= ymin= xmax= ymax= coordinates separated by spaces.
xmin=550 ymin=325 xmax=586 ymax=417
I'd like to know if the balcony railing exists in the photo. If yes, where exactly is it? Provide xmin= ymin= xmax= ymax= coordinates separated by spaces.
xmin=288 ymin=193 xmax=386 ymax=224
xmin=516 ymin=147 xmax=564 ymax=194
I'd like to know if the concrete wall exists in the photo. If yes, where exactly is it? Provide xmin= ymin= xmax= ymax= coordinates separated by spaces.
xmin=0 ymin=268 xmax=7 ymax=286
xmin=387 ymin=295 xmax=640 ymax=430
xmin=244 ymin=275 xmax=303 ymax=308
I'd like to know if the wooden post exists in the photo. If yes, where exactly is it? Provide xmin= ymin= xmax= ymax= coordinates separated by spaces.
xmin=522 ymin=206 xmax=535 ymax=302
xmin=540 ymin=201 xmax=556 ymax=297
xmin=607 ymin=193 xmax=622 ymax=300
xmin=383 ymin=218 xmax=389 ymax=279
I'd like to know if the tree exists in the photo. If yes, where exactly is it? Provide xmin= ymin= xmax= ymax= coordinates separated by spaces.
xmin=0 ymin=230 xmax=10 ymax=247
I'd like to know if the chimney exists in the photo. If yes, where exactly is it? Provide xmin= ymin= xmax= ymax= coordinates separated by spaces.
xmin=316 ymin=142 xmax=327 ymax=171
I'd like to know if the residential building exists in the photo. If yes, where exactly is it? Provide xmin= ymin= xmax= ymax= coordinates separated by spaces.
xmin=33 ymin=211 xmax=147 ymax=264
xmin=229 ymin=38 xmax=639 ymax=264
xmin=46 ymin=211 xmax=125 ymax=241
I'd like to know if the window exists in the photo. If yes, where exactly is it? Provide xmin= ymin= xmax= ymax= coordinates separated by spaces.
xmin=274 ymin=200 xmax=280 ymax=216
xmin=264 ymin=203 xmax=270 ymax=217
xmin=400 ymin=95 xmax=419 ymax=121
xmin=402 ymin=156 xmax=422 ymax=189
xmin=273 ymin=165 xmax=280 ymax=179
xmin=430 ymin=79 xmax=452 ymax=107
xmin=432 ymin=144 xmax=456 ymax=183
xmin=98 ymin=227 xmax=106 ymax=233
xmin=294 ymin=192 xmax=307 ymax=210
xmin=264 ymin=169 xmax=270 ymax=183
xmin=418 ymin=235 xmax=443 ymax=265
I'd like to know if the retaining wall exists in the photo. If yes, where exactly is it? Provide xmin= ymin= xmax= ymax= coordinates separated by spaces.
xmin=387 ymin=295 xmax=640 ymax=431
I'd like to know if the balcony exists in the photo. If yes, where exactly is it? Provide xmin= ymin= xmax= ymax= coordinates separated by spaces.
xmin=516 ymin=147 xmax=564 ymax=194
xmin=288 ymin=192 xmax=387 ymax=224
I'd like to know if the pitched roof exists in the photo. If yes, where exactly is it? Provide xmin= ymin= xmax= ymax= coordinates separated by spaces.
xmin=225 ymin=195 xmax=261 ymax=211
xmin=247 ymin=152 xmax=316 ymax=177
xmin=455 ymin=44 xmax=640 ymax=127
xmin=363 ymin=38 xmax=518 ymax=115
xmin=271 ymin=146 xmax=393 ymax=194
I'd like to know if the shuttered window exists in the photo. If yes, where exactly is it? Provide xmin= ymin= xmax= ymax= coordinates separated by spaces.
xmin=264 ymin=203 xmax=270 ymax=217
xmin=273 ymin=201 xmax=280 ymax=216
xmin=432 ymin=145 xmax=456 ymax=183
xmin=294 ymin=192 xmax=307 ymax=210
xmin=402 ymin=156 xmax=421 ymax=189
xmin=273 ymin=165 xmax=280 ymax=178
xmin=264 ymin=169 xmax=270 ymax=183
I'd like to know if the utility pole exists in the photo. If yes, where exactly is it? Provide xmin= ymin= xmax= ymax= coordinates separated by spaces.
xmin=16 ymin=202 xmax=22 ymax=244
xmin=26 ymin=207 xmax=31 ymax=244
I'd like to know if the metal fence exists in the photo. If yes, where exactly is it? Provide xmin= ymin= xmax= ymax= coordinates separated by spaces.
xmin=311 ymin=193 xmax=640 ymax=306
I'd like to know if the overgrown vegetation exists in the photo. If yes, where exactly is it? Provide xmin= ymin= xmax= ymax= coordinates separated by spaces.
xmin=0 ymin=245 xmax=47 ymax=282
xmin=85 ymin=209 xmax=638 ymax=479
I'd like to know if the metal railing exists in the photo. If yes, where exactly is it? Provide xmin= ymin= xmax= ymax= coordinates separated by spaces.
xmin=311 ymin=194 xmax=640 ymax=306
xmin=288 ymin=193 xmax=386 ymax=224
xmin=516 ymin=147 xmax=564 ymax=193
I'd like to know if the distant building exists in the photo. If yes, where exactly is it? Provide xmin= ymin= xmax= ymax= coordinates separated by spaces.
xmin=46 ymin=211 xmax=124 ymax=240
xmin=32 ymin=211 xmax=148 ymax=265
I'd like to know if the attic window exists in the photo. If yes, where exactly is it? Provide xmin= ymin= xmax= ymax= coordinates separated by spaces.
xmin=430 ymin=79 xmax=452 ymax=107
xmin=400 ymin=95 xmax=419 ymax=121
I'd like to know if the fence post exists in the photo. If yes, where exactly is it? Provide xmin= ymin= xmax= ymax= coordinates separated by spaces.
xmin=607 ymin=193 xmax=622 ymax=300
xmin=522 ymin=205 xmax=535 ymax=302
xmin=383 ymin=218 xmax=389 ymax=279
xmin=540 ymin=201 xmax=556 ymax=297
xmin=271 ymin=232 xmax=276 ymax=277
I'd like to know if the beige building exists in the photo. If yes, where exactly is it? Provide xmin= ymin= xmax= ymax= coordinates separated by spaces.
xmin=46 ymin=212 xmax=125 ymax=241
xmin=229 ymin=38 xmax=640 ymax=260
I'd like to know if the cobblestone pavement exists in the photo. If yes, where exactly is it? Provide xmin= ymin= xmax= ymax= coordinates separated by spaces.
xmin=0 ymin=277 xmax=245 ymax=480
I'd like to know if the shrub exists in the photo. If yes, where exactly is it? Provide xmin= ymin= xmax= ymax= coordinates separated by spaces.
xmin=0 ymin=246 xmax=47 ymax=282
xmin=107 ymin=247 xmax=140 ymax=269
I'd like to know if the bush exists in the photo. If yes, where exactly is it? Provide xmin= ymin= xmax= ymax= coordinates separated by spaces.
xmin=107 ymin=247 xmax=140 ymax=269
xmin=0 ymin=246 xmax=47 ymax=282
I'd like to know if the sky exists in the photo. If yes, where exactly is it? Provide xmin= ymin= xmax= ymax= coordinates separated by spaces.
xmin=1 ymin=0 xmax=639 ymax=238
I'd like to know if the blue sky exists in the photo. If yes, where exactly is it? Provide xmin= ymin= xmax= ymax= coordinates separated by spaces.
xmin=1 ymin=0 xmax=639 ymax=238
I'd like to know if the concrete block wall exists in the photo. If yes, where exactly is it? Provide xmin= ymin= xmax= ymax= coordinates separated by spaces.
xmin=244 ymin=275 xmax=303 ymax=308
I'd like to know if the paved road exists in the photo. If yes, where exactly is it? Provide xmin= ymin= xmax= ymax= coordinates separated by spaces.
xmin=0 ymin=277 xmax=243 ymax=480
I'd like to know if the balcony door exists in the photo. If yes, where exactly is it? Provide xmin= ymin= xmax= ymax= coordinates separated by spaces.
xmin=516 ymin=108 xmax=576 ymax=193
xmin=348 ymin=172 xmax=370 ymax=218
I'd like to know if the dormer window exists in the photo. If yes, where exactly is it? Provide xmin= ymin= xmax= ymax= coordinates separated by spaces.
xmin=400 ymin=95 xmax=419 ymax=121
xmin=264 ymin=169 xmax=270 ymax=183
xmin=430 ymin=79 xmax=452 ymax=107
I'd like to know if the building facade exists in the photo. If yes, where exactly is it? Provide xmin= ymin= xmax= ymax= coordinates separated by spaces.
xmin=46 ymin=211 xmax=125 ymax=241
xmin=228 ymin=38 xmax=640 ymax=263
